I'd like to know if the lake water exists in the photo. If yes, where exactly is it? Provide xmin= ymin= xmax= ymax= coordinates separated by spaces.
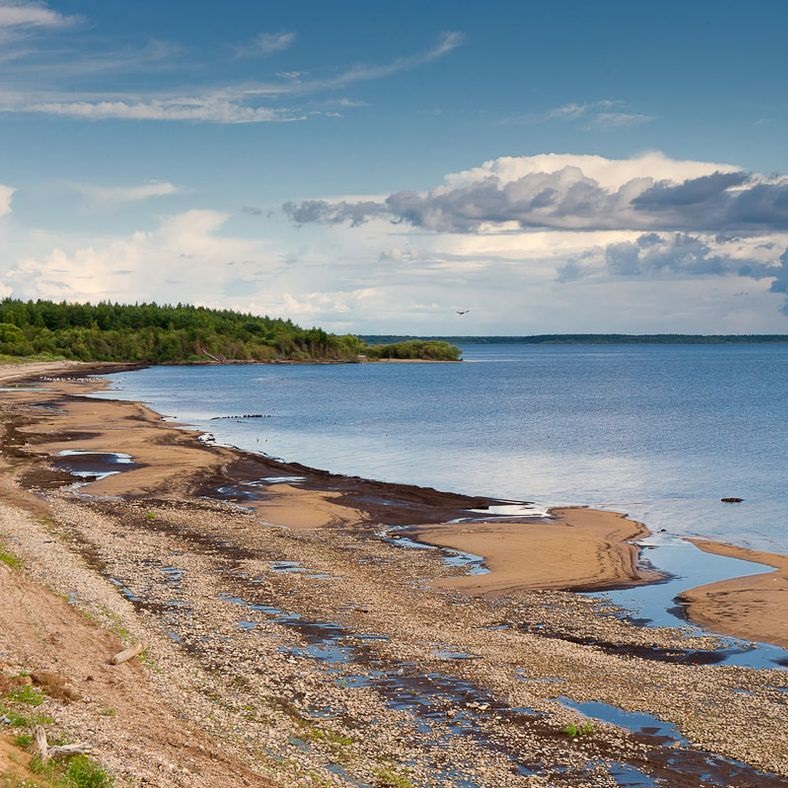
xmin=97 ymin=343 xmax=788 ymax=555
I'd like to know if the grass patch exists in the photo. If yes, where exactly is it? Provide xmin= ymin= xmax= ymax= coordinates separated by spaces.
xmin=0 ymin=547 xmax=22 ymax=569
xmin=304 ymin=727 xmax=353 ymax=747
xmin=562 ymin=721 xmax=595 ymax=738
xmin=13 ymin=732 xmax=33 ymax=747
xmin=30 ymin=754 xmax=113 ymax=787
xmin=6 ymin=685 xmax=45 ymax=707
xmin=373 ymin=767 xmax=414 ymax=788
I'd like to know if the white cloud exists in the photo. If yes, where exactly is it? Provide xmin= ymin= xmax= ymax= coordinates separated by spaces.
xmin=0 ymin=1 xmax=79 ymax=29
xmin=286 ymin=151 xmax=788 ymax=233
xmin=3 ymin=210 xmax=283 ymax=302
xmin=24 ymin=95 xmax=300 ymax=123
xmin=1 ymin=31 xmax=464 ymax=123
xmin=0 ymin=184 xmax=15 ymax=216
xmin=236 ymin=31 xmax=296 ymax=58
xmin=73 ymin=180 xmax=180 ymax=203
xmin=512 ymin=100 xmax=656 ymax=130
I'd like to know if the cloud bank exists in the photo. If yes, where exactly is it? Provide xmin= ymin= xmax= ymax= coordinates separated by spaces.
xmin=284 ymin=152 xmax=788 ymax=233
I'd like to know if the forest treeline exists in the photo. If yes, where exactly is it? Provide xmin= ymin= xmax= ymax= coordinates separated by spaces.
xmin=0 ymin=300 xmax=461 ymax=363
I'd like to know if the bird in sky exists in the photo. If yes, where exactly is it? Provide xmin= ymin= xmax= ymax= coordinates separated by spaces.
xmin=456 ymin=309 xmax=470 ymax=315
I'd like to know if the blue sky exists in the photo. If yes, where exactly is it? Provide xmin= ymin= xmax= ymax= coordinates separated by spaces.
xmin=2 ymin=0 xmax=788 ymax=333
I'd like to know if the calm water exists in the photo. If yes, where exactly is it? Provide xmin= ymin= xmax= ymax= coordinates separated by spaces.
xmin=97 ymin=343 xmax=788 ymax=554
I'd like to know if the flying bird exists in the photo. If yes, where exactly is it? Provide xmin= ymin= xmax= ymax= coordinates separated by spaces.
xmin=456 ymin=309 xmax=470 ymax=315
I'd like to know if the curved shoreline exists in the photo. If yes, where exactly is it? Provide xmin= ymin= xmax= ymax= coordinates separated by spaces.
xmin=3 ymin=361 xmax=788 ymax=784
xmin=679 ymin=539 xmax=788 ymax=648
xmin=5 ymin=359 xmax=788 ymax=649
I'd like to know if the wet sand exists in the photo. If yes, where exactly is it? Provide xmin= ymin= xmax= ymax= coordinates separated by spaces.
xmin=679 ymin=539 xmax=788 ymax=647
xmin=407 ymin=508 xmax=663 ymax=595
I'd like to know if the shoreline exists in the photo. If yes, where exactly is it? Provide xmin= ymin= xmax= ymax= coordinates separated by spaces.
xmin=2 ymin=360 xmax=788 ymax=785
xmin=10 ymin=359 xmax=788 ymax=645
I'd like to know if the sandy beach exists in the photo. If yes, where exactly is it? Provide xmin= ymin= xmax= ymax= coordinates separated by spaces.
xmin=0 ymin=360 xmax=787 ymax=787
xmin=406 ymin=508 xmax=661 ymax=595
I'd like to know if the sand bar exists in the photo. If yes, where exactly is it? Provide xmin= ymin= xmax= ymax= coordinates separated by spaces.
xmin=407 ymin=507 xmax=662 ymax=595
xmin=680 ymin=539 xmax=788 ymax=647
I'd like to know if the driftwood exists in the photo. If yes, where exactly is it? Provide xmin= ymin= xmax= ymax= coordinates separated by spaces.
xmin=48 ymin=743 xmax=94 ymax=759
xmin=110 ymin=642 xmax=145 ymax=665
xmin=35 ymin=726 xmax=49 ymax=763
xmin=34 ymin=727 xmax=92 ymax=762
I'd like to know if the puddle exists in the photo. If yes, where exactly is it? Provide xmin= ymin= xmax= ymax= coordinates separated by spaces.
xmin=605 ymin=762 xmax=659 ymax=787
xmin=271 ymin=560 xmax=308 ymax=573
xmin=442 ymin=549 xmax=489 ymax=576
xmin=558 ymin=697 xmax=688 ymax=745
xmin=215 ymin=484 xmax=260 ymax=502
xmin=253 ymin=476 xmax=307 ymax=485
xmin=467 ymin=502 xmax=549 ymax=518
xmin=432 ymin=649 xmax=479 ymax=661
xmin=585 ymin=533 xmax=788 ymax=669
xmin=381 ymin=528 xmax=490 ymax=576
xmin=55 ymin=450 xmax=136 ymax=482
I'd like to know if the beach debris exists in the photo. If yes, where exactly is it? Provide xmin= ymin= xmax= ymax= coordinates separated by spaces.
xmin=34 ymin=727 xmax=92 ymax=763
xmin=110 ymin=642 xmax=145 ymax=665
xmin=721 ymin=497 xmax=744 ymax=503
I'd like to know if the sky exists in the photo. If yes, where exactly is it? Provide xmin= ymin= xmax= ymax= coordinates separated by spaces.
xmin=1 ymin=1 xmax=788 ymax=334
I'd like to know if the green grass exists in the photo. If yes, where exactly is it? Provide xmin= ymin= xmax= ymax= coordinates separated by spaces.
xmin=6 ymin=685 xmax=45 ymax=707
xmin=13 ymin=733 xmax=33 ymax=747
xmin=373 ymin=767 xmax=414 ymax=788
xmin=562 ymin=721 xmax=595 ymax=738
xmin=30 ymin=755 xmax=113 ymax=787
xmin=0 ymin=547 xmax=22 ymax=569
xmin=304 ymin=727 xmax=353 ymax=747
xmin=60 ymin=755 xmax=113 ymax=787
xmin=0 ymin=353 xmax=66 ymax=365
xmin=0 ymin=703 xmax=54 ymax=728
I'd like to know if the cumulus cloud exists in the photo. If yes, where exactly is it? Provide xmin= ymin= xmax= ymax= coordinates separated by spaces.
xmin=283 ymin=152 xmax=788 ymax=233
xmin=604 ymin=233 xmax=777 ymax=279
xmin=2 ymin=210 xmax=282 ymax=302
xmin=768 ymin=249 xmax=788 ymax=312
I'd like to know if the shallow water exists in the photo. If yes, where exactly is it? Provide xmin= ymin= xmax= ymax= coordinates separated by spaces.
xmin=96 ymin=343 xmax=788 ymax=554
xmin=588 ymin=533 xmax=788 ymax=669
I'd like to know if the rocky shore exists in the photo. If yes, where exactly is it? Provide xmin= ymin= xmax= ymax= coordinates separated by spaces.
xmin=0 ymin=361 xmax=786 ymax=787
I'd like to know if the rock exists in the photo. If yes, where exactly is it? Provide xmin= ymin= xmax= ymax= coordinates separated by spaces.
xmin=721 ymin=497 xmax=744 ymax=503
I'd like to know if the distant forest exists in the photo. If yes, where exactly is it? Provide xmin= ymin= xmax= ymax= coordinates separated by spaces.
xmin=362 ymin=334 xmax=788 ymax=345
xmin=0 ymin=300 xmax=460 ymax=363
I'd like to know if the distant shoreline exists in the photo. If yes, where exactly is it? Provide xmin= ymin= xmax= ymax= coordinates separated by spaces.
xmin=362 ymin=333 xmax=788 ymax=345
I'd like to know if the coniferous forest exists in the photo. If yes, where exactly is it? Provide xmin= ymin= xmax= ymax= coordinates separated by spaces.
xmin=0 ymin=299 xmax=461 ymax=363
